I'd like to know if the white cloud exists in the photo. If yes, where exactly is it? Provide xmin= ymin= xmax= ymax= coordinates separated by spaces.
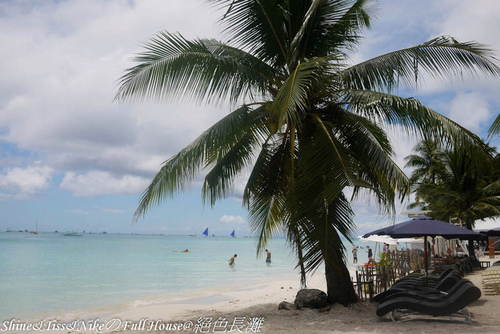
xmin=475 ymin=217 xmax=500 ymax=231
xmin=98 ymin=207 xmax=129 ymax=215
xmin=355 ymin=219 xmax=392 ymax=236
xmin=0 ymin=164 xmax=53 ymax=200
xmin=447 ymin=93 xmax=492 ymax=132
xmin=0 ymin=0 xmax=226 ymax=198
xmin=59 ymin=171 xmax=149 ymax=197
xmin=0 ymin=0 xmax=499 ymax=238
xmin=219 ymin=215 xmax=246 ymax=225
xmin=69 ymin=209 xmax=90 ymax=215
xmin=434 ymin=0 xmax=500 ymax=48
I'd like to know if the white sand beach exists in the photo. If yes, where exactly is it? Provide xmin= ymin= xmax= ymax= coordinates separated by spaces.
xmin=10 ymin=256 xmax=497 ymax=334
xmin=74 ymin=256 xmax=500 ymax=334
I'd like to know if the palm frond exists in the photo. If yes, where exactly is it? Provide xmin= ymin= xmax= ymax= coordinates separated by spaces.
xmin=347 ymin=90 xmax=485 ymax=151
xmin=208 ymin=0 xmax=289 ymax=66
xmin=343 ymin=36 xmax=500 ymax=92
xmin=488 ymin=113 xmax=500 ymax=138
xmin=202 ymin=129 xmax=261 ymax=207
xmin=244 ymin=139 xmax=293 ymax=253
xmin=329 ymin=109 xmax=409 ymax=206
xmin=115 ymin=32 xmax=275 ymax=104
xmin=297 ymin=114 xmax=360 ymax=203
xmin=322 ymin=0 xmax=374 ymax=53
xmin=134 ymin=105 xmax=264 ymax=220
xmin=268 ymin=58 xmax=328 ymax=129
xmin=296 ymin=192 xmax=355 ymax=274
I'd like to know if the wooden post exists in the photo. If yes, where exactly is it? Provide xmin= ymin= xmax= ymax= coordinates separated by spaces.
xmin=489 ymin=237 xmax=495 ymax=259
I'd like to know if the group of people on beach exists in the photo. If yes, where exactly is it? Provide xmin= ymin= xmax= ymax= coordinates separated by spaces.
xmin=228 ymin=249 xmax=271 ymax=266
xmin=352 ymin=245 xmax=375 ymax=265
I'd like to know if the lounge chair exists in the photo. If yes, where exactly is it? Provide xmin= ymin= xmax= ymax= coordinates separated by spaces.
xmin=376 ymin=280 xmax=481 ymax=321
xmin=388 ymin=264 xmax=460 ymax=288
xmin=392 ymin=268 xmax=461 ymax=287
xmin=373 ymin=269 xmax=462 ymax=303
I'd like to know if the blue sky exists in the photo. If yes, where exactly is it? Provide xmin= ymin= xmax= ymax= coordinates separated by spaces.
xmin=1 ymin=0 xmax=499 ymax=235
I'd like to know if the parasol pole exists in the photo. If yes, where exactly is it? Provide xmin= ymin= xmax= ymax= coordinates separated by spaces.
xmin=424 ymin=236 xmax=429 ymax=282
xmin=489 ymin=237 xmax=495 ymax=259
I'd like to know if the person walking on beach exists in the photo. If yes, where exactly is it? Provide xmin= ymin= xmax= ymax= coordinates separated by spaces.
xmin=265 ymin=249 xmax=271 ymax=263
xmin=352 ymin=246 xmax=358 ymax=264
xmin=367 ymin=246 xmax=375 ymax=264
xmin=229 ymin=254 xmax=237 ymax=266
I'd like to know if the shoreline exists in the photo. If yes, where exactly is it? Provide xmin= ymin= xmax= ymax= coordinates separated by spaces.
xmin=6 ymin=257 xmax=500 ymax=333
xmin=4 ymin=270 xmax=307 ymax=332
xmin=103 ymin=256 xmax=500 ymax=333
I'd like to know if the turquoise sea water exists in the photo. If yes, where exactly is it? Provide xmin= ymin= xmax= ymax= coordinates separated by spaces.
xmin=0 ymin=232 xmax=374 ymax=321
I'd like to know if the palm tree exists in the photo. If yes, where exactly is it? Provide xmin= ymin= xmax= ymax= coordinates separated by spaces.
xmin=406 ymin=140 xmax=500 ymax=259
xmin=404 ymin=139 xmax=446 ymax=208
xmin=405 ymin=140 xmax=446 ymax=185
xmin=116 ymin=0 xmax=499 ymax=304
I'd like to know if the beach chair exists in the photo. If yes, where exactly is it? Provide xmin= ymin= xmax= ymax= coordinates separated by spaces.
xmin=373 ymin=269 xmax=462 ymax=303
xmin=393 ymin=265 xmax=459 ymax=284
xmin=482 ymin=267 xmax=500 ymax=295
xmin=375 ymin=279 xmax=481 ymax=322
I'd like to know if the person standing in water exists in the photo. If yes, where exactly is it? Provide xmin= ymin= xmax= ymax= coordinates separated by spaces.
xmin=229 ymin=254 xmax=237 ymax=266
xmin=265 ymin=249 xmax=271 ymax=263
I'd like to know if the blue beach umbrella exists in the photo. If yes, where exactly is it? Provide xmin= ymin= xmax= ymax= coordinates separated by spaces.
xmin=363 ymin=216 xmax=483 ymax=275
xmin=484 ymin=226 xmax=500 ymax=236
xmin=363 ymin=216 xmax=483 ymax=240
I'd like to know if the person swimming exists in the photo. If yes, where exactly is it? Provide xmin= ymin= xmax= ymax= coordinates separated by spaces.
xmin=228 ymin=254 xmax=237 ymax=266
xmin=173 ymin=249 xmax=190 ymax=253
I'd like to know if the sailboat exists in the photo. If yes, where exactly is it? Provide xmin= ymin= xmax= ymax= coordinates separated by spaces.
xmin=230 ymin=230 xmax=236 ymax=238
xmin=202 ymin=228 xmax=209 ymax=237
xmin=30 ymin=220 xmax=39 ymax=234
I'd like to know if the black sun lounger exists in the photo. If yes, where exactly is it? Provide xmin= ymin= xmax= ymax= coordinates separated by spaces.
xmin=392 ymin=269 xmax=461 ymax=289
xmin=373 ymin=269 xmax=462 ymax=303
xmin=391 ymin=264 xmax=460 ymax=286
xmin=375 ymin=277 xmax=469 ymax=304
xmin=376 ymin=280 xmax=481 ymax=320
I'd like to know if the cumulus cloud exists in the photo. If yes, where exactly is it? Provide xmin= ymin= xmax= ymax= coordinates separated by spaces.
xmin=0 ymin=0 xmax=226 ymax=199
xmin=0 ymin=164 xmax=53 ymax=200
xmin=1 ymin=0 xmax=500 ymax=236
xmin=219 ymin=215 xmax=246 ymax=225
xmin=59 ymin=171 xmax=149 ymax=197
xmin=447 ymin=93 xmax=493 ymax=132
xmin=434 ymin=0 xmax=500 ymax=48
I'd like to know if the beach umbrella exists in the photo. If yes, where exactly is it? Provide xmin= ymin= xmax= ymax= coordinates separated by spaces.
xmin=362 ymin=216 xmax=483 ymax=275
xmin=363 ymin=216 xmax=483 ymax=240
xmin=484 ymin=227 xmax=500 ymax=236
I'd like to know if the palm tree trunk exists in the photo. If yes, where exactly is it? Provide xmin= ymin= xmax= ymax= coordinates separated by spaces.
xmin=295 ymin=232 xmax=307 ymax=288
xmin=325 ymin=261 xmax=357 ymax=305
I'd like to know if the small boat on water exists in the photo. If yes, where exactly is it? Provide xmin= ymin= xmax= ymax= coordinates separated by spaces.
xmin=202 ymin=228 xmax=209 ymax=237
xmin=63 ymin=231 xmax=82 ymax=236
xmin=30 ymin=220 xmax=39 ymax=234
xmin=230 ymin=230 xmax=236 ymax=238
